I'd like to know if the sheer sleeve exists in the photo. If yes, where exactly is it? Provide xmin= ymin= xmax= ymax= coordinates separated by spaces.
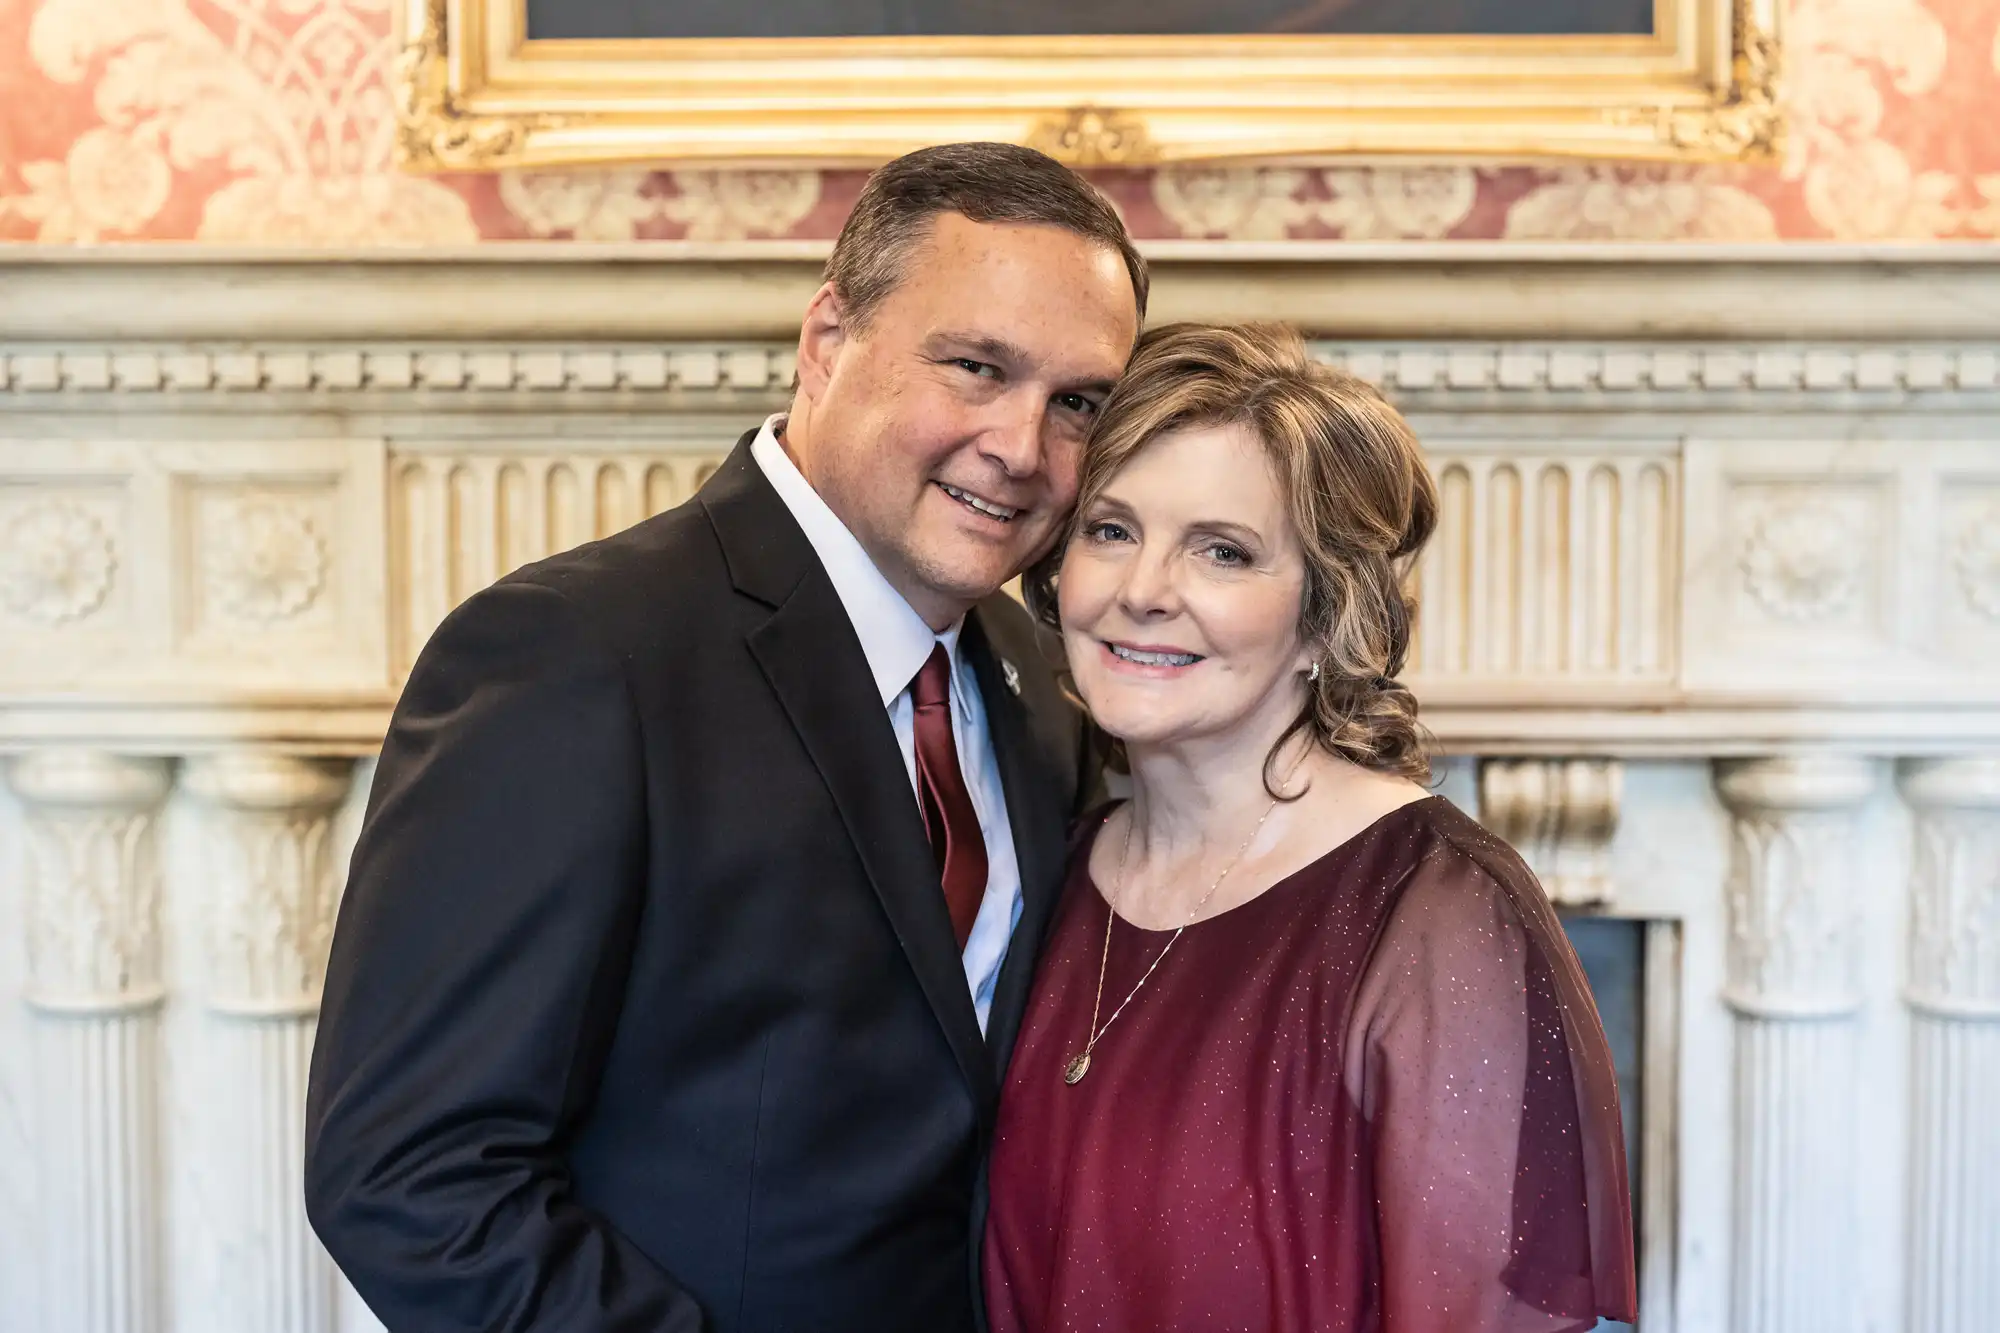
xmin=1349 ymin=833 xmax=1638 ymax=1333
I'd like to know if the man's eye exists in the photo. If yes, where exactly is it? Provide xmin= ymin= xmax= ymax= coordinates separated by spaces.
xmin=952 ymin=358 xmax=997 ymax=378
xmin=1055 ymin=393 xmax=1096 ymax=415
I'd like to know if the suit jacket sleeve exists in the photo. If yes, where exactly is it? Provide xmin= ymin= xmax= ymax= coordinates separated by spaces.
xmin=304 ymin=576 xmax=704 ymax=1333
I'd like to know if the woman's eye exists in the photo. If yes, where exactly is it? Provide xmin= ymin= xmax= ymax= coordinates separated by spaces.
xmin=1204 ymin=542 xmax=1250 ymax=566
xmin=1084 ymin=520 xmax=1131 ymax=543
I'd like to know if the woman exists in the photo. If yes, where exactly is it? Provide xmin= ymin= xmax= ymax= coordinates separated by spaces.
xmin=985 ymin=324 xmax=1637 ymax=1333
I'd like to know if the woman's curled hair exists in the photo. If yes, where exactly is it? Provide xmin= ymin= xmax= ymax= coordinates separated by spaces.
xmin=1024 ymin=321 xmax=1440 ymax=786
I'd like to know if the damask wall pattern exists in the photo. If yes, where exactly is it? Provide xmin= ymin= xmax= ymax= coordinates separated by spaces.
xmin=1 ymin=0 xmax=1998 ymax=244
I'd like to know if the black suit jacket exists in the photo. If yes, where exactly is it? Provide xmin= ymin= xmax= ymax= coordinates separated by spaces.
xmin=305 ymin=432 xmax=1090 ymax=1333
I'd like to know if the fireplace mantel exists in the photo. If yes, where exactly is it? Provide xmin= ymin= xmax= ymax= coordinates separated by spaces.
xmin=6 ymin=242 xmax=2000 ymax=341
xmin=4 ymin=245 xmax=1999 ymax=754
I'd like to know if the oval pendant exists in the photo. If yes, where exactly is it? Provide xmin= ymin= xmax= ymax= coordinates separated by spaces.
xmin=1064 ymin=1053 xmax=1091 ymax=1085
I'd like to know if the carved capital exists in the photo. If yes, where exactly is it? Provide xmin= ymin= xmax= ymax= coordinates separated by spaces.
xmin=1477 ymin=758 xmax=1621 ymax=907
xmin=1899 ymin=757 xmax=2000 ymax=1019
xmin=181 ymin=753 xmax=354 ymax=1017
xmin=1714 ymin=757 xmax=1875 ymax=1017
xmin=10 ymin=751 xmax=173 ymax=1013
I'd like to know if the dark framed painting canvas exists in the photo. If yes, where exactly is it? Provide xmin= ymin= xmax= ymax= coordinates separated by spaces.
xmin=392 ymin=0 xmax=1783 ymax=171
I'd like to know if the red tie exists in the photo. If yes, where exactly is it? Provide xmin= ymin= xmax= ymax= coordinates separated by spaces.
xmin=911 ymin=644 xmax=988 ymax=951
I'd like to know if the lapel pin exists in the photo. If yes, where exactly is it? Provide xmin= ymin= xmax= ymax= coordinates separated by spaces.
xmin=1001 ymin=659 xmax=1021 ymax=696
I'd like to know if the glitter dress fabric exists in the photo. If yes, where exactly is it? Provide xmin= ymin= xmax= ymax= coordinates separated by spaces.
xmin=983 ymin=796 xmax=1638 ymax=1333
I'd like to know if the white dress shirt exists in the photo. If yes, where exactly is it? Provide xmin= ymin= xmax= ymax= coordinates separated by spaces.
xmin=751 ymin=415 xmax=1023 ymax=1034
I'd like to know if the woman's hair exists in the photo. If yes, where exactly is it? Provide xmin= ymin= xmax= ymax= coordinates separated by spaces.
xmin=1024 ymin=321 xmax=1439 ymax=787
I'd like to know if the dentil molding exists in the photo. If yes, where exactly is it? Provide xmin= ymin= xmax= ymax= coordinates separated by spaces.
xmin=4 ymin=342 xmax=2000 ymax=405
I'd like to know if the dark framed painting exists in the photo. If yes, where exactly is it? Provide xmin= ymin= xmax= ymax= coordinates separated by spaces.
xmin=392 ymin=0 xmax=1782 ymax=171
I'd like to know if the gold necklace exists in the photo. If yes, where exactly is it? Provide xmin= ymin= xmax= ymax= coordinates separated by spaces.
xmin=1064 ymin=796 xmax=1280 ymax=1086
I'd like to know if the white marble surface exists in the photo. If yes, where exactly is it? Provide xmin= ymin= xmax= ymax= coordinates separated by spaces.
xmin=3 ymin=250 xmax=1998 ymax=1333
xmin=0 ymin=779 xmax=32 ymax=1331
xmin=0 ymin=763 xmax=376 ymax=1333
xmin=0 ymin=756 xmax=1943 ymax=1333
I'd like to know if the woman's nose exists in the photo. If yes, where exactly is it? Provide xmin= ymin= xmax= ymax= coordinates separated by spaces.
xmin=1116 ymin=549 xmax=1179 ymax=618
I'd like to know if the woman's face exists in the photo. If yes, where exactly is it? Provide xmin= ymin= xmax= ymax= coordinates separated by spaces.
xmin=1059 ymin=421 xmax=1314 ymax=750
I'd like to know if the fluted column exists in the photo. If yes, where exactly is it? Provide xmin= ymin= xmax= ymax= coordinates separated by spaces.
xmin=1898 ymin=757 xmax=2000 ymax=1333
xmin=1713 ymin=756 xmax=1874 ymax=1333
xmin=11 ymin=750 xmax=174 ymax=1333
xmin=181 ymin=752 xmax=355 ymax=1333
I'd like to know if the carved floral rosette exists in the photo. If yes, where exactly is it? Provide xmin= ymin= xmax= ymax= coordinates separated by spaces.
xmin=0 ymin=501 xmax=116 ymax=626
xmin=204 ymin=499 xmax=327 ymax=624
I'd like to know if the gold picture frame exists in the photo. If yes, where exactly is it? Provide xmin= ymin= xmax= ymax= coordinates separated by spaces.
xmin=391 ymin=0 xmax=1783 ymax=173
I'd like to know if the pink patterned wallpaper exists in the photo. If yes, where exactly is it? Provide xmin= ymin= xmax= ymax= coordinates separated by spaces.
xmin=2 ymin=0 xmax=1998 ymax=244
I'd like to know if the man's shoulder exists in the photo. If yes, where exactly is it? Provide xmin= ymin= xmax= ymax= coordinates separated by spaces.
xmin=502 ymin=501 xmax=725 ymax=621
xmin=972 ymin=591 xmax=1081 ymax=739
xmin=973 ymin=591 xmax=1060 ymax=679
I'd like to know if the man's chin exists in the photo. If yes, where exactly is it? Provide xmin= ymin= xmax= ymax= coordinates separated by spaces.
xmin=904 ymin=528 xmax=1038 ymax=585
xmin=909 ymin=557 xmax=1023 ymax=610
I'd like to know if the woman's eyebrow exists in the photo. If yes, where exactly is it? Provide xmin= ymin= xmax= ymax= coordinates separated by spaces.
xmin=1187 ymin=519 xmax=1264 ymax=545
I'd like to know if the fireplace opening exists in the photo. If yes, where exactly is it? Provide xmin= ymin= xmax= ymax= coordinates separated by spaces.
xmin=1559 ymin=913 xmax=1664 ymax=1333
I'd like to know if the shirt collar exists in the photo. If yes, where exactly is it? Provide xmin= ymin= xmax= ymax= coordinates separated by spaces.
xmin=750 ymin=414 xmax=971 ymax=712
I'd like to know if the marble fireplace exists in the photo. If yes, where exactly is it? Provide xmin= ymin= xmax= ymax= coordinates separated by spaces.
xmin=1 ymin=244 xmax=1997 ymax=1333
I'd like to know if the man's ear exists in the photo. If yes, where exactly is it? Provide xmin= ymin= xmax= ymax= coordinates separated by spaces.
xmin=795 ymin=281 xmax=847 ymax=402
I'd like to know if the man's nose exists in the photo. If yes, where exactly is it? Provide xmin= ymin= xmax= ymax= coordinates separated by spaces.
xmin=979 ymin=395 xmax=1045 ymax=480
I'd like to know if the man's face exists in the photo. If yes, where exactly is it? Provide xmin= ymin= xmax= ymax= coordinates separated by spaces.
xmin=788 ymin=212 xmax=1141 ymax=629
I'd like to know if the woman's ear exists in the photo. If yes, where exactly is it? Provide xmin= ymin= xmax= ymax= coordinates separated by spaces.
xmin=1294 ymin=635 xmax=1321 ymax=679
xmin=794 ymin=282 xmax=847 ymax=402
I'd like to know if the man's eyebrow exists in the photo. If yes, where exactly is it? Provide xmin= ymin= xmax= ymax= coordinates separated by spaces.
xmin=927 ymin=331 xmax=1119 ymax=395
xmin=926 ymin=331 xmax=1032 ymax=367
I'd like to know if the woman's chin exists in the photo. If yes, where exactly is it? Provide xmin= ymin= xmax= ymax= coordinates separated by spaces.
xmin=1078 ymin=700 xmax=1204 ymax=750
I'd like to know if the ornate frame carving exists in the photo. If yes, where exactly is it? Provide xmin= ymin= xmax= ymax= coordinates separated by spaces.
xmin=390 ymin=0 xmax=1783 ymax=171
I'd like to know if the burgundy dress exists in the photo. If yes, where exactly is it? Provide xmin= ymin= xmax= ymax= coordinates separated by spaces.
xmin=983 ymin=796 xmax=1637 ymax=1333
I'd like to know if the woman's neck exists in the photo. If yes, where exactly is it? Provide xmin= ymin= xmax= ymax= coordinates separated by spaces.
xmin=1120 ymin=700 xmax=1311 ymax=868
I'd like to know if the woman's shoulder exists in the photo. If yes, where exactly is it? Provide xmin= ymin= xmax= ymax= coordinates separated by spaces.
xmin=1396 ymin=795 xmax=1541 ymax=900
xmin=1279 ymin=791 xmax=1539 ymax=908
xmin=1369 ymin=796 xmax=1573 ymax=976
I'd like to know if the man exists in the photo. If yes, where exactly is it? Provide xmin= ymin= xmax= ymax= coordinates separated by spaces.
xmin=303 ymin=142 xmax=1144 ymax=1333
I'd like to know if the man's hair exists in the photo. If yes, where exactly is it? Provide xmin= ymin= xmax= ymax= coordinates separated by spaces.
xmin=823 ymin=142 xmax=1148 ymax=329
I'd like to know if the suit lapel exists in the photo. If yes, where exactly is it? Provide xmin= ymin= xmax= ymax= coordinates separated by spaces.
xmin=961 ymin=612 xmax=1068 ymax=1082
xmin=704 ymin=438 xmax=995 ymax=1111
